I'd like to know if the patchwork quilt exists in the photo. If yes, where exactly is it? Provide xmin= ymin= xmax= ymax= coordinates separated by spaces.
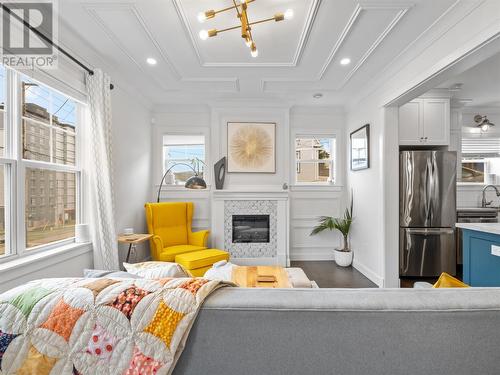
xmin=0 ymin=277 xmax=227 ymax=375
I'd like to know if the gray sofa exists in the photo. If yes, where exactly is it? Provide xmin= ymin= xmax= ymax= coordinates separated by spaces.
xmin=174 ymin=287 xmax=500 ymax=375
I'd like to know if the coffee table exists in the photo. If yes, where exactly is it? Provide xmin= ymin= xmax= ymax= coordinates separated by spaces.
xmin=231 ymin=266 xmax=292 ymax=288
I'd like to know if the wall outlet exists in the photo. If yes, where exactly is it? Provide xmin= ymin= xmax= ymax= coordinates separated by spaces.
xmin=491 ymin=245 xmax=500 ymax=257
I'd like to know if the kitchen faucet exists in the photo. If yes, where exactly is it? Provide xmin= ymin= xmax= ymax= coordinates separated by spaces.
xmin=481 ymin=185 xmax=500 ymax=207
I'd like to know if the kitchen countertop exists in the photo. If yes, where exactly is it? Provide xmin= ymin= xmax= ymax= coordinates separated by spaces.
xmin=456 ymin=223 xmax=500 ymax=235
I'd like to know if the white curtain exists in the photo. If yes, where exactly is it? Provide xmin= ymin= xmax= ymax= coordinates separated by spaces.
xmin=86 ymin=69 xmax=119 ymax=270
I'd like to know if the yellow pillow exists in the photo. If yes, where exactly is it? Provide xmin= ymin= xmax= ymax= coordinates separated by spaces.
xmin=433 ymin=272 xmax=469 ymax=288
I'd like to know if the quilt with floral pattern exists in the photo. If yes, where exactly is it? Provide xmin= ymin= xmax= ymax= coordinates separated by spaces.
xmin=0 ymin=277 xmax=227 ymax=374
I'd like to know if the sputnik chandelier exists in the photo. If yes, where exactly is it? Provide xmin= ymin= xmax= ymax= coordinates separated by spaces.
xmin=198 ymin=0 xmax=294 ymax=58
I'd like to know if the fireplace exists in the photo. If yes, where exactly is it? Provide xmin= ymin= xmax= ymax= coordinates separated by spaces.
xmin=232 ymin=215 xmax=270 ymax=243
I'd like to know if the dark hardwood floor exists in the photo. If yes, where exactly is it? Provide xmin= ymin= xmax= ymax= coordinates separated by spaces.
xmin=291 ymin=261 xmax=377 ymax=288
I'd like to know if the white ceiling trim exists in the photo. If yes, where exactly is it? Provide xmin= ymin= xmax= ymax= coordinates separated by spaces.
xmin=318 ymin=1 xmax=414 ymax=80
xmin=172 ymin=0 xmax=321 ymax=68
xmin=260 ymin=1 xmax=414 ymax=93
xmin=84 ymin=4 xmax=180 ymax=92
xmin=84 ymin=2 xmax=239 ymax=92
xmin=180 ymin=77 xmax=241 ymax=92
xmin=338 ymin=6 xmax=410 ymax=88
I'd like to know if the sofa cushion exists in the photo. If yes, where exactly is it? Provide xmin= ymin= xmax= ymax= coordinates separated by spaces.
xmin=175 ymin=249 xmax=229 ymax=270
xmin=285 ymin=268 xmax=312 ymax=288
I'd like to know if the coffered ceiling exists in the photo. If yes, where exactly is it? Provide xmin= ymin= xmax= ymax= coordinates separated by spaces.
xmin=58 ymin=0 xmax=459 ymax=107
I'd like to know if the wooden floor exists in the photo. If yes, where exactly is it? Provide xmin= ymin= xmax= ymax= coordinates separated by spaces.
xmin=291 ymin=261 xmax=377 ymax=288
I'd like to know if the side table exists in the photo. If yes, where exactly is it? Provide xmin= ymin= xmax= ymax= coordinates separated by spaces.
xmin=118 ymin=233 xmax=153 ymax=263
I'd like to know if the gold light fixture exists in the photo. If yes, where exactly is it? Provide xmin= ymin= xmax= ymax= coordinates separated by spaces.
xmin=198 ymin=0 xmax=294 ymax=58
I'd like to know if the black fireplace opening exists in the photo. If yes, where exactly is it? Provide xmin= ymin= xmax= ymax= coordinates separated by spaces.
xmin=232 ymin=215 xmax=270 ymax=243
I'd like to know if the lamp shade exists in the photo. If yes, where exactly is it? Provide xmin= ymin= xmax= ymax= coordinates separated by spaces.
xmin=185 ymin=175 xmax=207 ymax=189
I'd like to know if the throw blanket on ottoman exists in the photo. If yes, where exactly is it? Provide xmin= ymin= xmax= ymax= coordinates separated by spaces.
xmin=0 ymin=277 xmax=228 ymax=374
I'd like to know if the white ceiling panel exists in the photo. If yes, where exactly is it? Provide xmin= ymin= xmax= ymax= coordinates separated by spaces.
xmin=56 ymin=0 xmax=463 ymax=106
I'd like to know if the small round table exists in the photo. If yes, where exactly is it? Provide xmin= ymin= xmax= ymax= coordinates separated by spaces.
xmin=118 ymin=233 xmax=153 ymax=263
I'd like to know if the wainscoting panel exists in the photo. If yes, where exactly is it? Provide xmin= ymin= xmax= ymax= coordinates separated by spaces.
xmin=290 ymin=190 xmax=344 ymax=260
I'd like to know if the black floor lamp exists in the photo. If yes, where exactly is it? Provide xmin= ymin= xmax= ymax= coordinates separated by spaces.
xmin=156 ymin=162 xmax=207 ymax=203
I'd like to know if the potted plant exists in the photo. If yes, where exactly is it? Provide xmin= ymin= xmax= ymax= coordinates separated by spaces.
xmin=310 ymin=201 xmax=353 ymax=267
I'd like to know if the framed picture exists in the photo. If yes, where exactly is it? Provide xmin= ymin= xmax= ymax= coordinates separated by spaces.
xmin=227 ymin=122 xmax=276 ymax=173
xmin=350 ymin=124 xmax=370 ymax=171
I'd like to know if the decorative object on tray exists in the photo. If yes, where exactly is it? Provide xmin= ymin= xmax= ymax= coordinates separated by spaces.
xmin=311 ymin=194 xmax=354 ymax=267
xmin=256 ymin=275 xmax=277 ymax=283
xmin=227 ymin=122 xmax=276 ymax=173
xmin=214 ymin=156 xmax=227 ymax=189
xmin=350 ymin=124 xmax=370 ymax=171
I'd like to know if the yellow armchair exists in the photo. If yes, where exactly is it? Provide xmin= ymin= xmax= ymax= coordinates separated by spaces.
xmin=145 ymin=202 xmax=210 ymax=262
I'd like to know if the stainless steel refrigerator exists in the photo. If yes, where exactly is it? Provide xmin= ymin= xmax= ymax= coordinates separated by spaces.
xmin=399 ymin=151 xmax=457 ymax=277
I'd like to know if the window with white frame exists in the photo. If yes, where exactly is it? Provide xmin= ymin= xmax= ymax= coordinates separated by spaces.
xmin=0 ymin=66 xmax=82 ymax=259
xmin=295 ymin=136 xmax=336 ymax=184
xmin=162 ymin=134 xmax=205 ymax=185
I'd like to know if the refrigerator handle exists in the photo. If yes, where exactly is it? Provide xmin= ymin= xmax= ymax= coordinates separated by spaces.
xmin=406 ymin=228 xmax=454 ymax=235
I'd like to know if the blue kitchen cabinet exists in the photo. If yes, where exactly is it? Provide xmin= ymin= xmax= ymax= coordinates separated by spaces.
xmin=462 ymin=229 xmax=500 ymax=286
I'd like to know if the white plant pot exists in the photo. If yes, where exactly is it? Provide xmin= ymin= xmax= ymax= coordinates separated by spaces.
xmin=334 ymin=249 xmax=353 ymax=267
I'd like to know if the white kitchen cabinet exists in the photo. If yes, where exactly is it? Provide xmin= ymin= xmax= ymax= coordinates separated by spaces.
xmin=398 ymin=98 xmax=450 ymax=146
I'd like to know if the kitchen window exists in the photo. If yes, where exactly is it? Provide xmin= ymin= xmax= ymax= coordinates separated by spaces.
xmin=294 ymin=136 xmax=336 ymax=185
xmin=459 ymin=138 xmax=500 ymax=184
xmin=0 ymin=66 xmax=82 ymax=260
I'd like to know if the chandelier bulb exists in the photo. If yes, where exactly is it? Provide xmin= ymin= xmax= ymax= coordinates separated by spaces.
xmin=481 ymin=124 xmax=490 ymax=132
xmin=251 ymin=48 xmax=258 ymax=58
xmin=284 ymin=9 xmax=294 ymax=20
xmin=199 ymin=30 xmax=209 ymax=40
xmin=197 ymin=12 xmax=206 ymax=23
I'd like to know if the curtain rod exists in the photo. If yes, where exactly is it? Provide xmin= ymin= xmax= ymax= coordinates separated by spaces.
xmin=1 ymin=4 xmax=114 ymax=90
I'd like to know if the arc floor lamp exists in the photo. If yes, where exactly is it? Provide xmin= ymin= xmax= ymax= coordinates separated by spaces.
xmin=156 ymin=162 xmax=207 ymax=203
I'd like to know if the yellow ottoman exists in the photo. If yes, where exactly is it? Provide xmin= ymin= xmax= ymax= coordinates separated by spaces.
xmin=175 ymin=249 xmax=230 ymax=277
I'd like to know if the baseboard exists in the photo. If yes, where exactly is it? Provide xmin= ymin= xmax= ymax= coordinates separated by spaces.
xmin=352 ymin=259 xmax=384 ymax=287
xmin=290 ymin=252 xmax=335 ymax=261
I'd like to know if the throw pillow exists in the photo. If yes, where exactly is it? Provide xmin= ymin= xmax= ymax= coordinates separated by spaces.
xmin=433 ymin=272 xmax=469 ymax=288
xmin=123 ymin=261 xmax=188 ymax=278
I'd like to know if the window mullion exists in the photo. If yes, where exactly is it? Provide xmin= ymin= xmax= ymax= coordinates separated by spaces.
xmin=12 ymin=70 xmax=26 ymax=256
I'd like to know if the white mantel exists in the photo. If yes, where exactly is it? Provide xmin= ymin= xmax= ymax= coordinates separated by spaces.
xmin=211 ymin=188 xmax=290 ymax=266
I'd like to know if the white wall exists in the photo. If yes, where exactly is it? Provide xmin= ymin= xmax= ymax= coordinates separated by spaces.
xmin=151 ymin=104 xmax=346 ymax=261
xmin=345 ymin=102 xmax=386 ymax=286
xmin=346 ymin=0 xmax=500 ymax=287
xmin=289 ymin=107 xmax=346 ymax=261
xmin=112 ymin=88 xmax=153 ymax=263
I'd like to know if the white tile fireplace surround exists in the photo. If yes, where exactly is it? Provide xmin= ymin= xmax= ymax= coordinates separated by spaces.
xmin=212 ymin=190 xmax=289 ymax=266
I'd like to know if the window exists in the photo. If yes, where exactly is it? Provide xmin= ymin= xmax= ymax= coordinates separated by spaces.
xmin=459 ymin=138 xmax=500 ymax=183
xmin=0 ymin=66 xmax=82 ymax=260
xmin=163 ymin=134 xmax=205 ymax=185
xmin=295 ymin=136 xmax=336 ymax=184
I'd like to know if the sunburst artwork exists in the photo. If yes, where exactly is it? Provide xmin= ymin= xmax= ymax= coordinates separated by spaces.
xmin=227 ymin=122 xmax=276 ymax=173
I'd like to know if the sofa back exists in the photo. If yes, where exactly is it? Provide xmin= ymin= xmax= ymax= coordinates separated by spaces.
xmin=174 ymin=288 xmax=500 ymax=375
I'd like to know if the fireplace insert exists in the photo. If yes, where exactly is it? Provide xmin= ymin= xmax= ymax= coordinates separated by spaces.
xmin=232 ymin=215 xmax=270 ymax=243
